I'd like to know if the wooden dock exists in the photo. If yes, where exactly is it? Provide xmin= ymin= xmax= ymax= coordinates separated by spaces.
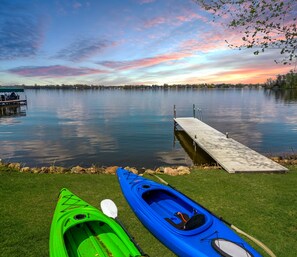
xmin=0 ymin=87 xmax=27 ymax=106
xmin=174 ymin=117 xmax=288 ymax=173
xmin=0 ymin=99 xmax=27 ymax=106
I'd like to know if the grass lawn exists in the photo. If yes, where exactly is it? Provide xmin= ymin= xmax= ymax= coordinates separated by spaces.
xmin=1 ymin=166 xmax=297 ymax=257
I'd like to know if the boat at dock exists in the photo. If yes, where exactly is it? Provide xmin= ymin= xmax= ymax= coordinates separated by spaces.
xmin=0 ymin=87 xmax=27 ymax=106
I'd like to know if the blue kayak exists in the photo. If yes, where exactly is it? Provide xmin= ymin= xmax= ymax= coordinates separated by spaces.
xmin=117 ymin=168 xmax=263 ymax=257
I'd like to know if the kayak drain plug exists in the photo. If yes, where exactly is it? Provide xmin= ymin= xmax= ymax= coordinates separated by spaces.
xmin=74 ymin=214 xmax=86 ymax=220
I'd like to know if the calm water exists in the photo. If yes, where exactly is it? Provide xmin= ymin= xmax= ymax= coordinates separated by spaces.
xmin=1 ymin=88 xmax=296 ymax=168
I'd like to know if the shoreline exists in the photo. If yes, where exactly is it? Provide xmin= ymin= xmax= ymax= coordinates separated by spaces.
xmin=1 ymin=154 xmax=296 ymax=175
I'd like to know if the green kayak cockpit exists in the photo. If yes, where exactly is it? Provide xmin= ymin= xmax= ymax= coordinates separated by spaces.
xmin=64 ymin=220 xmax=132 ymax=257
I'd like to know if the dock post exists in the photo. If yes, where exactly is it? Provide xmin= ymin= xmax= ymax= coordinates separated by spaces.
xmin=173 ymin=105 xmax=177 ymax=131
xmin=193 ymin=140 xmax=197 ymax=152
xmin=193 ymin=104 xmax=195 ymax=118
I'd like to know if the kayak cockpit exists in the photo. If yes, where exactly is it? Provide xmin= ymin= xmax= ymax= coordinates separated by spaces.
xmin=165 ymin=212 xmax=206 ymax=230
xmin=64 ymin=221 xmax=136 ymax=257
xmin=142 ymin=189 xmax=208 ymax=231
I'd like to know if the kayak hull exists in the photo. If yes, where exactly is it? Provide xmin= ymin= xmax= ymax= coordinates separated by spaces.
xmin=117 ymin=168 xmax=263 ymax=257
xmin=49 ymin=188 xmax=141 ymax=257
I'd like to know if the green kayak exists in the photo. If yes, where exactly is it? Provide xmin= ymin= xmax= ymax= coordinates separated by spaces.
xmin=49 ymin=188 xmax=142 ymax=257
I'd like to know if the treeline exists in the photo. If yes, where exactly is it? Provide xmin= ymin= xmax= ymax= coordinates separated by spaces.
xmin=19 ymin=83 xmax=263 ymax=90
xmin=265 ymin=71 xmax=297 ymax=89
xmin=3 ymin=72 xmax=297 ymax=90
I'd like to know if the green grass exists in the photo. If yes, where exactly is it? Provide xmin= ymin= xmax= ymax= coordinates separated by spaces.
xmin=1 ymin=167 xmax=297 ymax=257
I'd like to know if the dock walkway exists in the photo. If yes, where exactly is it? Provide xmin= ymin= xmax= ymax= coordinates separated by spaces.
xmin=0 ymin=99 xmax=27 ymax=106
xmin=174 ymin=117 xmax=288 ymax=173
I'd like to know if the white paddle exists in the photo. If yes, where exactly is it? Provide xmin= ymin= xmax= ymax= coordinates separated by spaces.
xmin=100 ymin=199 xmax=148 ymax=256
xmin=100 ymin=199 xmax=118 ymax=219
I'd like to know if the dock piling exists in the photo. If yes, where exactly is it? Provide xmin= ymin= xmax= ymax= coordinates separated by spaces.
xmin=173 ymin=105 xmax=177 ymax=131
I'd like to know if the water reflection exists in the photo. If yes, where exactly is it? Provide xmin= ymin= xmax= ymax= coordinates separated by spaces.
xmin=174 ymin=130 xmax=216 ymax=165
xmin=264 ymin=89 xmax=297 ymax=103
xmin=0 ymin=105 xmax=26 ymax=118
xmin=156 ymin=149 xmax=193 ymax=167
xmin=0 ymin=88 xmax=296 ymax=168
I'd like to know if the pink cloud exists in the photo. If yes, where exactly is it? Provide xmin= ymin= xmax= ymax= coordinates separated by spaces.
xmin=100 ymin=52 xmax=191 ymax=70
xmin=8 ymin=65 xmax=107 ymax=78
xmin=143 ymin=17 xmax=166 ymax=28
xmin=176 ymin=12 xmax=209 ymax=23
xmin=205 ymin=65 xmax=291 ymax=84
xmin=180 ymin=37 xmax=226 ymax=53
xmin=141 ymin=9 xmax=209 ymax=29
xmin=178 ymin=26 xmax=248 ymax=54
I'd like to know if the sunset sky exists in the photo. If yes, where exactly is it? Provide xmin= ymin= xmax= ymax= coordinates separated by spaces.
xmin=0 ymin=0 xmax=293 ymax=86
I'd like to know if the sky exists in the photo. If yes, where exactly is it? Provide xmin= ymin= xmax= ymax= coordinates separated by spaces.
xmin=0 ymin=0 xmax=293 ymax=86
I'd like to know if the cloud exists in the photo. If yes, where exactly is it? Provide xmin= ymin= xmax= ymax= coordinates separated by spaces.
xmin=99 ymin=52 xmax=191 ymax=70
xmin=141 ymin=7 xmax=209 ymax=29
xmin=138 ymin=0 xmax=156 ymax=4
xmin=180 ymin=38 xmax=226 ymax=54
xmin=54 ymin=39 xmax=116 ymax=62
xmin=139 ymin=5 xmax=210 ymax=29
xmin=143 ymin=17 xmax=166 ymax=28
xmin=175 ymin=11 xmax=209 ymax=23
xmin=0 ymin=4 xmax=44 ymax=60
xmin=178 ymin=26 xmax=252 ymax=54
xmin=182 ymin=57 xmax=291 ymax=84
xmin=73 ymin=2 xmax=82 ymax=9
xmin=8 ymin=65 xmax=107 ymax=78
xmin=215 ymin=64 xmax=290 ymax=81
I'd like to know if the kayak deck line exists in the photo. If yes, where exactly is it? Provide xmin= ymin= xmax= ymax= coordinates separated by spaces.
xmin=174 ymin=117 xmax=288 ymax=173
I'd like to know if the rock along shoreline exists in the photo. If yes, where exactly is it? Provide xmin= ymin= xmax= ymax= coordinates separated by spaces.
xmin=0 ymin=159 xmax=222 ymax=176
xmin=1 ymin=155 xmax=295 ymax=176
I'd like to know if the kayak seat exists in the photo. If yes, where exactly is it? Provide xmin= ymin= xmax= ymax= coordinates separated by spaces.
xmin=184 ymin=214 xmax=205 ymax=230
xmin=165 ymin=213 xmax=205 ymax=230
xmin=165 ymin=213 xmax=190 ymax=229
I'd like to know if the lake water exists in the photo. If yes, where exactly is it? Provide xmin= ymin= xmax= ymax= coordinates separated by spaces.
xmin=0 ymin=88 xmax=296 ymax=169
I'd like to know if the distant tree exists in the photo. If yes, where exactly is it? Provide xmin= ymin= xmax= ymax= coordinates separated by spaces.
xmin=265 ymin=71 xmax=297 ymax=88
xmin=283 ymin=70 xmax=297 ymax=87
xmin=195 ymin=0 xmax=297 ymax=65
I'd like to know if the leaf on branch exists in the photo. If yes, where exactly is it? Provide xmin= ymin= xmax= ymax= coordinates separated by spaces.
xmin=195 ymin=0 xmax=297 ymax=65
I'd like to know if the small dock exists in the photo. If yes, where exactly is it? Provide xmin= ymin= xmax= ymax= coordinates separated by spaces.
xmin=0 ymin=99 xmax=27 ymax=106
xmin=174 ymin=117 xmax=288 ymax=173
xmin=0 ymin=87 xmax=27 ymax=106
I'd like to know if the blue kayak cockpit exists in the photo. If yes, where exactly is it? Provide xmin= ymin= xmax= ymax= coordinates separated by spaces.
xmin=142 ymin=188 xmax=208 ymax=231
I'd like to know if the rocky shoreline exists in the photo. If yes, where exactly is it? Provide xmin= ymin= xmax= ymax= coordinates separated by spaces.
xmin=0 ymin=158 xmax=222 ymax=176
xmin=1 ymin=155 xmax=296 ymax=176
